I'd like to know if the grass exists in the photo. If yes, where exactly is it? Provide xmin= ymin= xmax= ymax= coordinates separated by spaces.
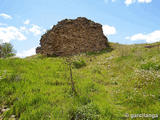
xmin=0 ymin=42 xmax=160 ymax=119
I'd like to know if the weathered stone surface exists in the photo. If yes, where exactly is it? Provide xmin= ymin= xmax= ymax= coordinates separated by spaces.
xmin=36 ymin=17 xmax=109 ymax=56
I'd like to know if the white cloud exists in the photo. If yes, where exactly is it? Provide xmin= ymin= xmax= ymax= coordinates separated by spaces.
xmin=102 ymin=25 xmax=117 ymax=36
xmin=24 ymin=19 xmax=30 ymax=25
xmin=0 ymin=23 xmax=7 ymax=26
xmin=104 ymin=0 xmax=152 ymax=5
xmin=138 ymin=0 xmax=152 ymax=3
xmin=16 ymin=47 xmax=36 ymax=58
xmin=126 ymin=30 xmax=160 ymax=43
xmin=124 ymin=0 xmax=152 ymax=5
xmin=125 ymin=33 xmax=147 ymax=40
xmin=29 ymin=24 xmax=45 ymax=36
xmin=104 ymin=0 xmax=116 ymax=3
xmin=0 ymin=13 xmax=12 ymax=19
xmin=125 ymin=0 xmax=136 ymax=5
xmin=20 ymin=26 xmax=27 ymax=31
xmin=0 ymin=26 xmax=26 ymax=43
xmin=19 ymin=26 xmax=29 ymax=34
xmin=0 ymin=19 xmax=45 ymax=58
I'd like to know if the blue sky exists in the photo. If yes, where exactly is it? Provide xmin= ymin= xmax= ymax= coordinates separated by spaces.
xmin=0 ymin=0 xmax=159 ymax=57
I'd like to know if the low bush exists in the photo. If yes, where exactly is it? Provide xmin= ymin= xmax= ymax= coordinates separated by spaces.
xmin=141 ymin=62 xmax=160 ymax=71
xmin=73 ymin=59 xmax=86 ymax=69
xmin=71 ymin=103 xmax=100 ymax=120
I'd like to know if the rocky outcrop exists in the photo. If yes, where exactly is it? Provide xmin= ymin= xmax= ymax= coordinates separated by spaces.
xmin=36 ymin=17 xmax=109 ymax=56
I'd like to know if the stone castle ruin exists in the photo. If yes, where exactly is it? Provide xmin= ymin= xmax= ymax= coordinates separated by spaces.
xmin=36 ymin=17 xmax=109 ymax=56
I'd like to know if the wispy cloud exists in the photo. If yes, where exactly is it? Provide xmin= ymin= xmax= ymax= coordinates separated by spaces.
xmin=104 ymin=0 xmax=152 ymax=5
xmin=104 ymin=0 xmax=116 ymax=3
xmin=102 ymin=25 xmax=117 ymax=36
xmin=0 ymin=13 xmax=12 ymax=19
xmin=0 ymin=23 xmax=7 ymax=26
xmin=20 ymin=26 xmax=27 ymax=31
xmin=0 ymin=26 xmax=26 ymax=43
xmin=24 ymin=19 xmax=30 ymax=25
xmin=16 ymin=47 xmax=36 ymax=58
xmin=126 ymin=30 xmax=160 ymax=43
xmin=125 ymin=0 xmax=136 ymax=6
xmin=29 ymin=24 xmax=46 ymax=36
xmin=138 ymin=0 xmax=152 ymax=3
xmin=124 ymin=0 xmax=152 ymax=6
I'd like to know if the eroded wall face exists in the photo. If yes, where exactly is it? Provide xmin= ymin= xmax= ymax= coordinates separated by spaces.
xmin=36 ymin=17 xmax=108 ymax=56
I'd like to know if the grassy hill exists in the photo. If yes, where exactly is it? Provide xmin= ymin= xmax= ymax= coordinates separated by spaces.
xmin=0 ymin=42 xmax=160 ymax=120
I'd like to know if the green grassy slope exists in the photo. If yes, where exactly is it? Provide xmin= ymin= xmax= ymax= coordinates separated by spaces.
xmin=0 ymin=42 xmax=160 ymax=120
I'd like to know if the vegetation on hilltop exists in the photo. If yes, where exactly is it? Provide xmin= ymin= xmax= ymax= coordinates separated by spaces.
xmin=0 ymin=42 xmax=160 ymax=119
xmin=0 ymin=43 xmax=15 ymax=58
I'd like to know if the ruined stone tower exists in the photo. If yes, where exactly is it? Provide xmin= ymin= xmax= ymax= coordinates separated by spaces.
xmin=36 ymin=17 xmax=108 ymax=56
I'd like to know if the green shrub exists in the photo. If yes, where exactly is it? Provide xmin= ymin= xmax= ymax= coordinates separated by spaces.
xmin=78 ymin=96 xmax=92 ymax=105
xmin=0 ymin=43 xmax=16 ymax=58
xmin=71 ymin=103 xmax=100 ymax=120
xmin=141 ymin=62 xmax=160 ymax=71
xmin=92 ymin=67 xmax=101 ymax=74
xmin=73 ymin=59 xmax=86 ymax=69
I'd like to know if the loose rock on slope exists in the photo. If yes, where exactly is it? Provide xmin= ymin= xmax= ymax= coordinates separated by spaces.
xmin=36 ymin=17 xmax=109 ymax=56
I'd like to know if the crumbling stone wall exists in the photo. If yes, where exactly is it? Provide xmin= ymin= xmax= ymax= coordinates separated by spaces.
xmin=36 ymin=17 xmax=109 ymax=56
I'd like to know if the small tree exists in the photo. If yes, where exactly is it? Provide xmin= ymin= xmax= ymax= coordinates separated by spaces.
xmin=0 ymin=43 xmax=16 ymax=58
